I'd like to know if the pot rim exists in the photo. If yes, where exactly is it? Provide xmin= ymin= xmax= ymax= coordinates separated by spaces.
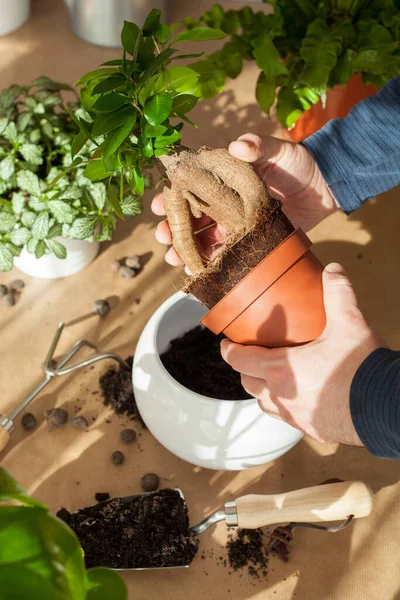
xmin=147 ymin=291 xmax=258 ymax=405
xmin=201 ymin=228 xmax=312 ymax=335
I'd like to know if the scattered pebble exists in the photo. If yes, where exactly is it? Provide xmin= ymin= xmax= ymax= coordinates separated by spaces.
xmin=110 ymin=259 xmax=121 ymax=272
xmin=21 ymin=413 xmax=37 ymax=431
xmin=2 ymin=293 xmax=15 ymax=307
xmin=125 ymin=255 xmax=140 ymax=270
xmin=93 ymin=299 xmax=110 ymax=317
xmin=119 ymin=266 xmax=135 ymax=280
xmin=45 ymin=408 xmax=68 ymax=427
xmin=10 ymin=279 xmax=25 ymax=291
xmin=95 ymin=492 xmax=110 ymax=503
xmin=111 ymin=450 xmax=125 ymax=465
xmin=70 ymin=416 xmax=89 ymax=430
xmin=141 ymin=473 xmax=160 ymax=492
xmin=120 ymin=428 xmax=137 ymax=444
xmin=134 ymin=298 xmax=141 ymax=305
xmin=0 ymin=284 xmax=8 ymax=298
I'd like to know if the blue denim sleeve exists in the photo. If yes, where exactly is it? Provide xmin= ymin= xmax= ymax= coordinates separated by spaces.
xmin=302 ymin=77 xmax=400 ymax=213
xmin=350 ymin=349 xmax=400 ymax=459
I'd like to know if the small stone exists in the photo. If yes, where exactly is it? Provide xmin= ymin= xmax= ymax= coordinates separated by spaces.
xmin=110 ymin=259 xmax=121 ymax=272
xmin=10 ymin=279 xmax=25 ymax=291
xmin=0 ymin=285 xmax=8 ymax=298
xmin=111 ymin=450 xmax=125 ymax=465
xmin=120 ymin=428 xmax=137 ymax=444
xmin=119 ymin=266 xmax=135 ymax=280
xmin=2 ymin=293 xmax=15 ymax=307
xmin=93 ymin=299 xmax=110 ymax=317
xmin=141 ymin=473 xmax=159 ymax=492
xmin=125 ymin=255 xmax=141 ymax=270
xmin=95 ymin=492 xmax=110 ymax=502
xmin=134 ymin=298 xmax=141 ymax=305
xmin=21 ymin=413 xmax=37 ymax=431
xmin=46 ymin=408 xmax=68 ymax=427
xmin=70 ymin=416 xmax=89 ymax=430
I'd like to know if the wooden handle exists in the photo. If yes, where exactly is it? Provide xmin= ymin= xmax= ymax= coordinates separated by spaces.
xmin=235 ymin=481 xmax=374 ymax=529
xmin=0 ymin=426 xmax=10 ymax=452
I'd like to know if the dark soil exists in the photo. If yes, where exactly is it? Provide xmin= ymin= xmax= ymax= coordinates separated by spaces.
xmin=161 ymin=326 xmax=252 ymax=400
xmin=95 ymin=492 xmax=110 ymax=502
xmin=57 ymin=489 xmax=199 ymax=569
xmin=100 ymin=356 xmax=145 ymax=425
xmin=227 ymin=529 xmax=268 ymax=579
xmin=185 ymin=202 xmax=294 ymax=308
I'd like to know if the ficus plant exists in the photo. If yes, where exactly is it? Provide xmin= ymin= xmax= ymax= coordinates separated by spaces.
xmin=184 ymin=0 xmax=400 ymax=127
xmin=0 ymin=467 xmax=127 ymax=600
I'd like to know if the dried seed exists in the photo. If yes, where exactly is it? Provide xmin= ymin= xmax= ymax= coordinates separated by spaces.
xmin=120 ymin=428 xmax=137 ymax=444
xmin=119 ymin=266 xmax=135 ymax=280
xmin=125 ymin=255 xmax=140 ymax=270
xmin=21 ymin=413 xmax=37 ymax=431
xmin=10 ymin=279 xmax=25 ymax=291
xmin=111 ymin=451 xmax=125 ymax=465
xmin=93 ymin=299 xmax=110 ymax=317
xmin=0 ymin=285 xmax=8 ymax=298
xmin=2 ymin=293 xmax=16 ymax=307
xmin=141 ymin=473 xmax=159 ymax=492
xmin=46 ymin=408 xmax=68 ymax=427
xmin=70 ymin=416 xmax=89 ymax=430
xmin=110 ymin=259 xmax=121 ymax=272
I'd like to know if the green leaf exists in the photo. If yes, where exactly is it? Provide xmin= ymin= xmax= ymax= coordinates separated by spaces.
xmin=0 ymin=469 xmax=45 ymax=507
xmin=86 ymin=568 xmax=128 ymax=600
xmin=102 ymin=152 xmax=123 ymax=174
xmin=80 ymin=81 xmax=101 ymax=113
xmin=92 ymin=74 xmax=127 ymax=95
xmin=69 ymin=216 xmax=95 ymax=240
xmin=107 ymin=180 xmax=124 ymax=219
xmin=47 ymin=223 xmax=63 ymax=238
xmin=89 ymin=182 xmax=107 ymax=210
xmin=121 ymin=20 xmax=141 ymax=56
xmin=0 ymin=213 xmax=16 ymax=233
xmin=133 ymin=167 xmax=145 ymax=194
xmin=26 ymin=237 xmax=38 ymax=253
xmin=11 ymin=192 xmax=26 ymax=214
xmin=154 ymin=129 xmax=181 ymax=148
xmin=143 ymin=121 xmax=168 ymax=137
xmin=45 ymin=238 xmax=67 ymax=259
xmin=140 ymin=66 xmax=200 ymax=104
xmin=93 ymin=93 xmax=130 ymax=112
xmin=154 ymin=147 xmax=170 ymax=157
xmin=21 ymin=211 xmax=36 ymax=228
xmin=276 ymin=86 xmax=304 ymax=128
xmin=142 ymin=8 xmax=162 ymax=35
xmin=19 ymin=144 xmax=43 ymax=165
xmin=0 ymin=564 xmax=64 ymax=600
xmin=84 ymin=160 xmax=112 ymax=182
xmin=171 ymin=52 xmax=205 ymax=60
xmin=172 ymin=94 xmax=198 ymax=116
xmin=3 ymin=122 xmax=18 ymax=144
xmin=35 ymin=239 xmax=46 ymax=258
xmin=92 ymin=105 xmax=136 ymax=137
xmin=75 ymin=67 xmax=118 ymax=86
xmin=171 ymin=26 xmax=226 ymax=44
xmin=120 ymin=194 xmax=143 ymax=216
xmin=102 ymin=116 xmax=137 ymax=159
xmin=96 ymin=217 xmax=114 ymax=241
xmin=0 ymin=85 xmax=21 ymax=109
xmin=187 ymin=60 xmax=225 ymax=99
xmin=0 ymin=155 xmax=15 ymax=179
xmin=31 ymin=211 xmax=50 ymax=240
xmin=17 ymin=170 xmax=41 ymax=196
xmin=0 ymin=243 xmax=13 ymax=271
xmin=139 ymin=48 xmax=178 ymax=86
xmin=6 ymin=242 xmax=22 ymax=257
xmin=300 ymin=19 xmax=342 ymax=88
xmin=144 ymin=92 xmax=172 ymax=126
xmin=71 ymin=130 xmax=88 ymax=158
xmin=255 ymin=72 xmax=276 ymax=114
xmin=48 ymin=200 xmax=74 ymax=224
xmin=138 ymin=136 xmax=153 ymax=158
xmin=0 ymin=118 xmax=8 ymax=135
xmin=156 ymin=23 xmax=171 ymax=44
xmin=253 ymin=34 xmax=288 ymax=80
xmin=17 ymin=112 xmax=32 ymax=132
xmin=8 ymin=227 xmax=30 ymax=246
xmin=32 ymin=75 xmax=74 ymax=91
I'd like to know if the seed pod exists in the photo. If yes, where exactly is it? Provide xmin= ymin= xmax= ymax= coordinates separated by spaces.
xmin=10 ymin=279 xmax=25 ymax=291
xmin=125 ymin=255 xmax=141 ymax=270
xmin=2 ymin=293 xmax=16 ymax=307
xmin=21 ymin=413 xmax=37 ymax=431
xmin=70 ymin=416 xmax=89 ymax=430
xmin=141 ymin=473 xmax=160 ymax=492
xmin=111 ymin=450 xmax=125 ymax=465
xmin=110 ymin=259 xmax=121 ymax=272
xmin=46 ymin=408 xmax=68 ymax=427
xmin=93 ymin=299 xmax=110 ymax=317
xmin=119 ymin=266 xmax=135 ymax=280
xmin=120 ymin=428 xmax=137 ymax=444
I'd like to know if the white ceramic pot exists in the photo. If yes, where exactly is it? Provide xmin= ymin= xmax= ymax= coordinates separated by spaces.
xmin=14 ymin=237 xmax=99 ymax=279
xmin=0 ymin=0 xmax=30 ymax=36
xmin=133 ymin=292 xmax=303 ymax=471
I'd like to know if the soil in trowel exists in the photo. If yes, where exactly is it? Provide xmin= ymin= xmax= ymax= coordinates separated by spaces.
xmin=57 ymin=489 xmax=199 ymax=569
xmin=161 ymin=326 xmax=252 ymax=400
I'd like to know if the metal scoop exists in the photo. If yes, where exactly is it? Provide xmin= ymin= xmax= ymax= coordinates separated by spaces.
xmin=112 ymin=480 xmax=374 ymax=570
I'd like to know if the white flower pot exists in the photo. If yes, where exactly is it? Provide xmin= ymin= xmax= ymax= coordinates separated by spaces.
xmin=14 ymin=237 xmax=99 ymax=279
xmin=0 ymin=0 xmax=30 ymax=36
xmin=133 ymin=292 xmax=303 ymax=471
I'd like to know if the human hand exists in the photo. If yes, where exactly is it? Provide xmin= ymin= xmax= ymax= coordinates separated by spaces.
xmin=229 ymin=133 xmax=339 ymax=232
xmin=220 ymin=263 xmax=383 ymax=446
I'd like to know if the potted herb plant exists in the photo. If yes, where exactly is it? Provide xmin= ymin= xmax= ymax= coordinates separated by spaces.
xmin=183 ymin=0 xmax=400 ymax=140
xmin=0 ymin=77 xmax=143 ymax=277
xmin=0 ymin=467 xmax=127 ymax=600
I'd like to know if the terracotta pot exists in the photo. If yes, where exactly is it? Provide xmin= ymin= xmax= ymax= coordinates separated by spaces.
xmin=201 ymin=229 xmax=326 ymax=347
xmin=290 ymin=75 xmax=377 ymax=142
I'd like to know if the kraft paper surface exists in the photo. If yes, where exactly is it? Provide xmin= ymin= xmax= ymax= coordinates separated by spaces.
xmin=1 ymin=2 xmax=399 ymax=599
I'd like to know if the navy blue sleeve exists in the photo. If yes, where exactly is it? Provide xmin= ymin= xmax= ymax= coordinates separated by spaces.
xmin=350 ymin=349 xmax=400 ymax=459
xmin=302 ymin=77 xmax=400 ymax=213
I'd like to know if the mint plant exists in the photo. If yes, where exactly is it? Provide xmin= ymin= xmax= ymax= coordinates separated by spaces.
xmin=0 ymin=467 xmax=127 ymax=600
xmin=184 ymin=0 xmax=400 ymax=127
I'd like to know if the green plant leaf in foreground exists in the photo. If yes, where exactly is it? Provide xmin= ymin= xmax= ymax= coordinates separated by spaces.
xmin=85 ymin=568 xmax=128 ymax=600
xmin=171 ymin=26 xmax=226 ymax=44
xmin=144 ymin=92 xmax=172 ymax=126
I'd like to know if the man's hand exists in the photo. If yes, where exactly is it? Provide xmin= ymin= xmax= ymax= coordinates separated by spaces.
xmin=220 ymin=264 xmax=383 ymax=446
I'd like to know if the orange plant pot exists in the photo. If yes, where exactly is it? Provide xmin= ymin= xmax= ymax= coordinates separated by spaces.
xmin=290 ymin=75 xmax=377 ymax=142
xmin=201 ymin=229 xmax=326 ymax=348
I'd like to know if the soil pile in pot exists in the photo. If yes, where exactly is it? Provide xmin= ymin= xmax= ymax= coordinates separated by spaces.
xmin=160 ymin=325 xmax=252 ymax=400
xmin=57 ymin=489 xmax=199 ymax=569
